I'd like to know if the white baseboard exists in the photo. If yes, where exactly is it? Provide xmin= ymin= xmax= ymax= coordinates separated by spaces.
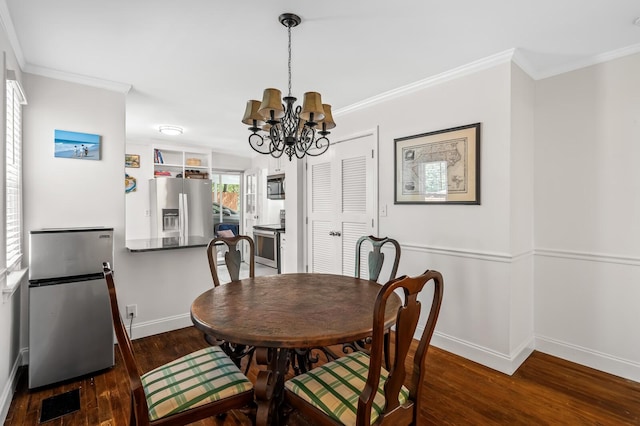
xmin=128 ymin=313 xmax=193 ymax=340
xmin=0 ymin=348 xmax=28 ymax=425
xmin=430 ymin=330 xmax=534 ymax=375
xmin=535 ymin=335 xmax=640 ymax=382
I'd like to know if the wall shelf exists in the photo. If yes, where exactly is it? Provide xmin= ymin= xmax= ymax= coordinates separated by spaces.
xmin=153 ymin=147 xmax=211 ymax=178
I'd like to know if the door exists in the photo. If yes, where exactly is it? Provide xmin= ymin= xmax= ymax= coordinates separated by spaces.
xmin=183 ymin=178 xmax=214 ymax=239
xmin=150 ymin=177 xmax=183 ymax=238
xmin=306 ymin=130 xmax=378 ymax=275
xmin=29 ymin=277 xmax=114 ymax=388
xmin=243 ymin=168 xmax=264 ymax=257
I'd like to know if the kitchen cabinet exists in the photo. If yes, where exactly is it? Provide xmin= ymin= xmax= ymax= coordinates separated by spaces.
xmin=153 ymin=145 xmax=211 ymax=179
xmin=268 ymin=155 xmax=284 ymax=175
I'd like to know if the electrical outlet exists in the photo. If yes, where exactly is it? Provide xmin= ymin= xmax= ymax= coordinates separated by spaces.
xmin=126 ymin=304 xmax=137 ymax=318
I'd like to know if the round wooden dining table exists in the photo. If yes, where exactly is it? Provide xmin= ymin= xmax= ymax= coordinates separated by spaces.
xmin=190 ymin=272 xmax=401 ymax=426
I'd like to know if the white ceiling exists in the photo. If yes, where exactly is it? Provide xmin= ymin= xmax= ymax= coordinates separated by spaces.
xmin=3 ymin=1 xmax=640 ymax=157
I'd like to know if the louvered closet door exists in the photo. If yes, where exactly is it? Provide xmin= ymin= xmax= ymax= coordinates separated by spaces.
xmin=307 ymin=131 xmax=377 ymax=275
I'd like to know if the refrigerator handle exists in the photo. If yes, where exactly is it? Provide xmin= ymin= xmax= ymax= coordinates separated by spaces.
xmin=183 ymin=193 xmax=189 ymax=237
xmin=178 ymin=193 xmax=184 ymax=237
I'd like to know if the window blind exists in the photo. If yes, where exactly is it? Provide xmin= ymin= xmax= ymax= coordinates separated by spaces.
xmin=6 ymin=74 xmax=26 ymax=270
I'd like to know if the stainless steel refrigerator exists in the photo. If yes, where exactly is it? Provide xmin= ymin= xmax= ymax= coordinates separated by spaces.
xmin=28 ymin=227 xmax=114 ymax=389
xmin=149 ymin=177 xmax=214 ymax=239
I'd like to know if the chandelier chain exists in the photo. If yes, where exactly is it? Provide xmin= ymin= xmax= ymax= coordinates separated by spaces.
xmin=287 ymin=24 xmax=292 ymax=97
xmin=244 ymin=13 xmax=332 ymax=161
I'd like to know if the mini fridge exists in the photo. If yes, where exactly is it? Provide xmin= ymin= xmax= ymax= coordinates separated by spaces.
xmin=28 ymin=227 xmax=115 ymax=389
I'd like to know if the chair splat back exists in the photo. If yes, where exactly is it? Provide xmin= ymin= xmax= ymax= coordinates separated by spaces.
xmin=362 ymin=270 xmax=444 ymax=424
xmin=284 ymin=269 xmax=443 ymax=426
xmin=355 ymin=236 xmax=401 ymax=283
xmin=102 ymin=263 xmax=150 ymax=423
xmin=103 ymin=262 xmax=254 ymax=426
xmin=207 ymin=235 xmax=255 ymax=287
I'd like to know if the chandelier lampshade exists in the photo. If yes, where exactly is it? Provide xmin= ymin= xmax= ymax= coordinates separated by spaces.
xmin=258 ymin=88 xmax=285 ymax=120
xmin=300 ymin=92 xmax=324 ymax=123
xmin=316 ymin=104 xmax=336 ymax=135
xmin=242 ymin=13 xmax=334 ymax=161
xmin=241 ymin=100 xmax=264 ymax=131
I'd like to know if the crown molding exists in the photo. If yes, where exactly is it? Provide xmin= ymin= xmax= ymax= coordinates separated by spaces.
xmin=534 ymin=42 xmax=640 ymax=80
xmin=0 ymin=0 xmax=26 ymax=69
xmin=334 ymin=49 xmax=517 ymax=116
xmin=335 ymin=42 xmax=640 ymax=116
xmin=24 ymin=63 xmax=132 ymax=93
xmin=0 ymin=0 xmax=131 ymax=93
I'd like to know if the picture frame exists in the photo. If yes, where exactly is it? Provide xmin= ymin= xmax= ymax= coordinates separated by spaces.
xmin=54 ymin=129 xmax=101 ymax=160
xmin=125 ymin=174 xmax=137 ymax=193
xmin=394 ymin=123 xmax=480 ymax=205
xmin=125 ymin=154 xmax=140 ymax=168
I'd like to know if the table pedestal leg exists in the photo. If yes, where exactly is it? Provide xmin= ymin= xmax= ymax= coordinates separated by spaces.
xmin=254 ymin=347 xmax=290 ymax=426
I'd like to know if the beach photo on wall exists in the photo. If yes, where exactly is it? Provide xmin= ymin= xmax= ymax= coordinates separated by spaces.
xmin=54 ymin=129 xmax=101 ymax=160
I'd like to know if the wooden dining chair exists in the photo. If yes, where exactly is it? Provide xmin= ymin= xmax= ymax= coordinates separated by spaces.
xmin=102 ymin=263 xmax=254 ymax=426
xmin=355 ymin=235 xmax=401 ymax=283
xmin=345 ymin=235 xmax=401 ymax=366
xmin=205 ymin=235 xmax=256 ymax=373
xmin=285 ymin=269 xmax=444 ymax=426
xmin=206 ymin=234 xmax=255 ymax=288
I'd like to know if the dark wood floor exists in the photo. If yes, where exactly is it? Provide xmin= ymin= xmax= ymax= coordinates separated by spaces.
xmin=5 ymin=326 xmax=640 ymax=425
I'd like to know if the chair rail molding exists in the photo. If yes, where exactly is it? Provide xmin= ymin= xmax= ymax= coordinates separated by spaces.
xmin=534 ymin=248 xmax=640 ymax=267
xmin=400 ymin=242 xmax=525 ymax=263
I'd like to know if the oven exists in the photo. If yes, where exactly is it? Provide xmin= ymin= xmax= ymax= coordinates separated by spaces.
xmin=254 ymin=228 xmax=280 ymax=271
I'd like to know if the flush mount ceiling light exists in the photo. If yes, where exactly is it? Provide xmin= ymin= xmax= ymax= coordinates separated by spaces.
xmin=158 ymin=125 xmax=183 ymax=136
xmin=242 ymin=13 xmax=335 ymax=161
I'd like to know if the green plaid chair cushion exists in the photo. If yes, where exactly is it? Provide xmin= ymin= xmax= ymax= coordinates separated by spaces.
xmin=141 ymin=346 xmax=253 ymax=421
xmin=285 ymin=351 xmax=409 ymax=425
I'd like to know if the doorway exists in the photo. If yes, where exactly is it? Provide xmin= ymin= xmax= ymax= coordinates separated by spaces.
xmin=211 ymin=172 xmax=242 ymax=233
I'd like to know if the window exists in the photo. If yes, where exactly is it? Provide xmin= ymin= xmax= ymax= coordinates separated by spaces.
xmin=211 ymin=172 xmax=242 ymax=228
xmin=6 ymin=70 xmax=26 ymax=271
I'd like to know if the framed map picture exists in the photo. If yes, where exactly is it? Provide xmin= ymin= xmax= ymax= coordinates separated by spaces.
xmin=394 ymin=123 xmax=480 ymax=204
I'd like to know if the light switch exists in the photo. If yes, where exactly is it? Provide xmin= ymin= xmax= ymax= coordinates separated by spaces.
xmin=380 ymin=204 xmax=387 ymax=217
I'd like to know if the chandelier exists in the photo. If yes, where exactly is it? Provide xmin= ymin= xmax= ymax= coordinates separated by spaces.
xmin=242 ymin=13 xmax=335 ymax=161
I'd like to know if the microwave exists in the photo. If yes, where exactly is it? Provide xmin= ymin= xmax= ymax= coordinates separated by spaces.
xmin=267 ymin=174 xmax=285 ymax=199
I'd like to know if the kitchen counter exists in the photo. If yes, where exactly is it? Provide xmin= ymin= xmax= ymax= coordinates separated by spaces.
xmin=125 ymin=236 xmax=212 ymax=252
xmin=253 ymin=224 xmax=285 ymax=232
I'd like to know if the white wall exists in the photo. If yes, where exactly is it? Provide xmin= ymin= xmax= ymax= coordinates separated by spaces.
xmin=2 ymin=73 xmax=125 ymax=421
xmin=534 ymin=53 xmax=640 ymax=381
xmin=124 ymin=141 xmax=153 ymax=240
xmin=303 ymin=54 xmax=640 ymax=381
xmin=508 ymin=63 xmax=535 ymax=358
xmin=324 ymin=62 xmax=534 ymax=373
xmin=23 ymin=74 xmax=126 ymax=235
xmin=20 ymin=74 xmax=229 ymax=344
